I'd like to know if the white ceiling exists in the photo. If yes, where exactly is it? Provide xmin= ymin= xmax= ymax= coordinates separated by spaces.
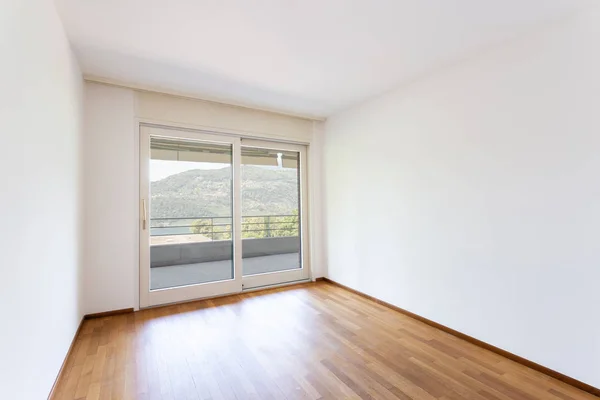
xmin=56 ymin=0 xmax=590 ymax=119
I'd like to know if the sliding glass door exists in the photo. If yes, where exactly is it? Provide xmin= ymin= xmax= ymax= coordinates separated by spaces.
xmin=240 ymin=140 xmax=309 ymax=289
xmin=139 ymin=126 xmax=309 ymax=307
xmin=139 ymin=126 xmax=242 ymax=307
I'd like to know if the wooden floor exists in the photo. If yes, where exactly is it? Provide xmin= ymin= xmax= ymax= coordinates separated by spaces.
xmin=52 ymin=282 xmax=596 ymax=400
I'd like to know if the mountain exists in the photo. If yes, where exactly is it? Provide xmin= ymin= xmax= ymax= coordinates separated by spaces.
xmin=151 ymin=165 xmax=299 ymax=219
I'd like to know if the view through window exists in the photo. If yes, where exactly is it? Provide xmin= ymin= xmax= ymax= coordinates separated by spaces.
xmin=148 ymin=138 xmax=301 ymax=290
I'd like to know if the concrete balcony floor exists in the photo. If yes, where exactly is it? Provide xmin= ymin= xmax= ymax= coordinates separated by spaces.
xmin=150 ymin=252 xmax=300 ymax=290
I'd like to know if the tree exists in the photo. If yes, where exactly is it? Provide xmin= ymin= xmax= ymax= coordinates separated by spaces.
xmin=191 ymin=218 xmax=231 ymax=240
xmin=192 ymin=211 xmax=299 ymax=241
xmin=191 ymin=218 xmax=212 ymax=236
xmin=241 ymin=216 xmax=267 ymax=239
xmin=213 ymin=224 xmax=232 ymax=240
xmin=271 ymin=210 xmax=299 ymax=237
xmin=241 ymin=210 xmax=299 ymax=239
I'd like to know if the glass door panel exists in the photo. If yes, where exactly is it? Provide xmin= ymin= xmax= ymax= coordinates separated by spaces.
xmin=149 ymin=137 xmax=234 ymax=289
xmin=140 ymin=126 xmax=242 ymax=308
xmin=240 ymin=140 xmax=309 ymax=289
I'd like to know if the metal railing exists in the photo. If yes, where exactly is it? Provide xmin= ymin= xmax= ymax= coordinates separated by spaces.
xmin=150 ymin=214 xmax=299 ymax=241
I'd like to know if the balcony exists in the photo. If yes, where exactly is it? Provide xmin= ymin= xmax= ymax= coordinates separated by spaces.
xmin=150 ymin=215 xmax=300 ymax=289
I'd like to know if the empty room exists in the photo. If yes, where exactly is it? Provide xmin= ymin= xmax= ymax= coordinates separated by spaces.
xmin=2 ymin=0 xmax=600 ymax=399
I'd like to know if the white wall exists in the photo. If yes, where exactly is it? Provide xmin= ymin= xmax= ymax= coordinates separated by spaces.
xmin=136 ymin=91 xmax=314 ymax=142
xmin=310 ymin=121 xmax=328 ymax=279
xmin=324 ymin=7 xmax=600 ymax=387
xmin=0 ymin=1 xmax=84 ymax=399
xmin=83 ymin=82 xmax=320 ymax=314
xmin=83 ymin=83 xmax=136 ymax=314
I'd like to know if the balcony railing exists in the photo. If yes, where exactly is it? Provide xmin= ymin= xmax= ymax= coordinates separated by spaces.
xmin=150 ymin=214 xmax=299 ymax=241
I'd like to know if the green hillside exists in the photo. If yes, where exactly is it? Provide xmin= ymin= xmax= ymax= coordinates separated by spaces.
xmin=150 ymin=165 xmax=299 ymax=218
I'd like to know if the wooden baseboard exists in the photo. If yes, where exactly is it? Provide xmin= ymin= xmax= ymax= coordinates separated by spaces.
xmin=321 ymin=277 xmax=600 ymax=398
xmin=84 ymin=308 xmax=134 ymax=319
xmin=314 ymin=277 xmax=326 ymax=282
xmin=142 ymin=280 xmax=320 ymax=310
xmin=47 ymin=317 xmax=84 ymax=400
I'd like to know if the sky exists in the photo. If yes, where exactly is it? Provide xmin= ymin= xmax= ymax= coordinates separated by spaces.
xmin=150 ymin=160 xmax=227 ymax=182
xmin=150 ymin=153 xmax=285 ymax=182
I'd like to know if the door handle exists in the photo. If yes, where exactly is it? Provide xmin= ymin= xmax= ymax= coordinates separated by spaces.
xmin=142 ymin=199 xmax=147 ymax=230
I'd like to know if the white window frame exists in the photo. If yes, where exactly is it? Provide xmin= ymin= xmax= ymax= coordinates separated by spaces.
xmin=139 ymin=124 xmax=311 ymax=308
